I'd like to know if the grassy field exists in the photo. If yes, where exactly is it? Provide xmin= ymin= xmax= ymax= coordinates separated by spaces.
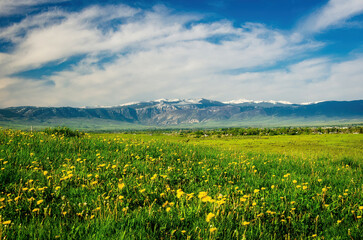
xmin=1 ymin=117 xmax=362 ymax=131
xmin=0 ymin=128 xmax=362 ymax=239
xmin=114 ymin=133 xmax=362 ymax=162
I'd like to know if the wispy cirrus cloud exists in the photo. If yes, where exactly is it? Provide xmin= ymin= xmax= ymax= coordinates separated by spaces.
xmin=299 ymin=0 xmax=363 ymax=33
xmin=0 ymin=0 xmax=69 ymax=16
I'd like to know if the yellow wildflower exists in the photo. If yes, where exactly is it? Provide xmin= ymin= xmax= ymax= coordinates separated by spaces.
xmin=118 ymin=183 xmax=125 ymax=190
xmin=198 ymin=191 xmax=208 ymax=199
xmin=201 ymin=195 xmax=212 ymax=202
xmin=210 ymin=227 xmax=217 ymax=233
xmin=176 ymin=189 xmax=184 ymax=198
xmin=206 ymin=213 xmax=215 ymax=222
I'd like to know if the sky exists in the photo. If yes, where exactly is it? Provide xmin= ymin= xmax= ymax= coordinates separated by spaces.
xmin=0 ymin=0 xmax=362 ymax=107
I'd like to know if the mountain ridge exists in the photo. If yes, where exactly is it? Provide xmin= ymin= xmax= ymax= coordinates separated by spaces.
xmin=1 ymin=99 xmax=362 ymax=127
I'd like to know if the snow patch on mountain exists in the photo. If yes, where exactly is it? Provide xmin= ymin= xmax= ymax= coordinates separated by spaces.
xmin=224 ymin=99 xmax=293 ymax=105
xmin=300 ymin=100 xmax=325 ymax=105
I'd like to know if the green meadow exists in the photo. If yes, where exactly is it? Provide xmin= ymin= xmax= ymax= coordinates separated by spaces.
xmin=0 ymin=128 xmax=362 ymax=239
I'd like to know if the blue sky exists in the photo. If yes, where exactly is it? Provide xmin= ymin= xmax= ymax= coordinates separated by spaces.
xmin=0 ymin=0 xmax=362 ymax=107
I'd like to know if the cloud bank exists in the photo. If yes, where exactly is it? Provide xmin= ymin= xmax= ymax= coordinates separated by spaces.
xmin=0 ymin=1 xmax=362 ymax=107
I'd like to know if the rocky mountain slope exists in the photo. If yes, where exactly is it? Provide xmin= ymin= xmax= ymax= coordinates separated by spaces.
xmin=1 ymin=99 xmax=362 ymax=126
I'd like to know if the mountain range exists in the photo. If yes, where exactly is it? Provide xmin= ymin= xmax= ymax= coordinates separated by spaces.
xmin=0 ymin=99 xmax=362 ymax=129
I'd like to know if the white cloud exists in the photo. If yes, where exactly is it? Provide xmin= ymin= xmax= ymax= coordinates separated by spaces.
xmin=222 ymin=56 xmax=363 ymax=103
xmin=0 ymin=5 xmax=140 ymax=75
xmin=300 ymin=0 xmax=363 ymax=33
xmin=0 ymin=3 xmax=361 ymax=107
xmin=0 ymin=0 xmax=68 ymax=16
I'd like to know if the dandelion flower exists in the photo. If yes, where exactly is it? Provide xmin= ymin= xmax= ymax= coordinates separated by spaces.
xmin=118 ymin=183 xmax=125 ymax=190
xmin=206 ymin=213 xmax=215 ymax=222
xmin=198 ymin=191 xmax=208 ymax=199
xmin=201 ymin=195 xmax=212 ymax=202
xmin=210 ymin=227 xmax=217 ymax=233
xmin=176 ymin=189 xmax=184 ymax=198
